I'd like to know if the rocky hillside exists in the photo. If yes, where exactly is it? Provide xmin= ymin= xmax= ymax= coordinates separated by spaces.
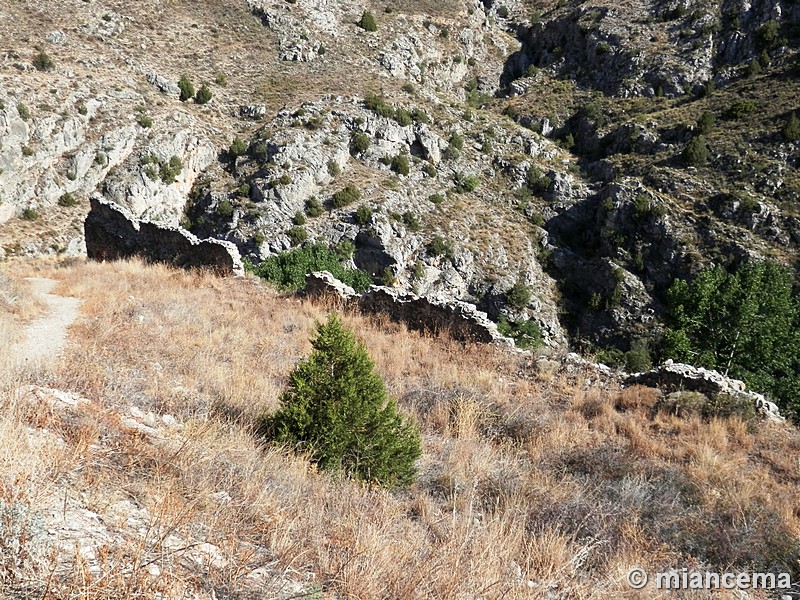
xmin=3 ymin=1 xmax=800 ymax=596
xmin=2 ymin=0 xmax=800 ymax=383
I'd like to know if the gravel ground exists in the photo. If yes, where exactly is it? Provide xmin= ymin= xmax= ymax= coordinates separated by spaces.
xmin=15 ymin=278 xmax=81 ymax=367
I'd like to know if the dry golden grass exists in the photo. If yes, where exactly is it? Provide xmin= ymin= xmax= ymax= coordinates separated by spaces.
xmin=0 ymin=258 xmax=798 ymax=598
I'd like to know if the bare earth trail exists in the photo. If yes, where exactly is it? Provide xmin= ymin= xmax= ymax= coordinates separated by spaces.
xmin=15 ymin=277 xmax=81 ymax=366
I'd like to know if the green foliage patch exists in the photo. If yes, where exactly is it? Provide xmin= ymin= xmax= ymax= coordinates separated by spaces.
xmin=251 ymin=242 xmax=372 ymax=292
xmin=497 ymin=317 xmax=543 ymax=349
xmin=358 ymin=10 xmax=377 ymax=32
xmin=178 ymin=75 xmax=195 ymax=102
xmin=332 ymin=185 xmax=361 ymax=208
xmin=682 ymin=136 xmax=708 ymax=166
xmin=32 ymin=51 xmax=54 ymax=72
xmin=663 ymin=261 xmax=800 ymax=419
xmin=259 ymin=315 xmax=421 ymax=488
xmin=505 ymin=282 xmax=532 ymax=309
xmin=195 ymin=83 xmax=212 ymax=105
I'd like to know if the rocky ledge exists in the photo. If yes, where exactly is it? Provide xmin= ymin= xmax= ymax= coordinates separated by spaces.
xmin=626 ymin=360 xmax=785 ymax=422
xmin=305 ymin=271 xmax=516 ymax=346
xmin=84 ymin=197 xmax=243 ymax=276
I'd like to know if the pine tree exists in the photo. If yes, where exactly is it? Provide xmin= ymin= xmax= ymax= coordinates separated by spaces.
xmin=229 ymin=136 xmax=247 ymax=157
xmin=358 ymin=10 xmax=377 ymax=32
xmin=781 ymin=112 xmax=800 ymax=142
xmin=696 ymin=111 xmax=715 ymax=135
xmin=195 ymin=83 xmax=212 ymax=105
xmin=178 ymin=75 xmax=194 ymax=102
xmin=663 ymin=261 xmax=800 ymax=419
xmin=682 ymin=135 xmax=708 ymax=166
xmin=261 ymin=315 xmax=422 ymax=488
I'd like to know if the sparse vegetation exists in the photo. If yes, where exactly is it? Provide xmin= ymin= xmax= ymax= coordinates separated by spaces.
xmin=696 ymin=110 xmax=714 ymax=135
xmin=32 ymin=51 xmax=54 ymax=72
xmin=57 ymin=193 xmax=77 ymax=207
xmin=726 ymin=99 xmax=758 ymax=119
xmin=350 ymin=131 xmax=371 ymax=155
xmin=496 ymin=316 xmax=542 ymax=349
xmin=525 ymin=165 xmax=550 ymax=195
xmin=331 ymin=185 xmax=361 ymax=208
xmin=159 ymin=156 xmax=183 ymax=184
xmin=453 ymin=172 xmax=480 ymax=193
xmin=391 ymin=154 xmax=410 ymax=176
xmin=394 ymin=108 xmax=412 ymax=127
xmin=781 ymin=112 xmax=800 ymax=142
xmin=505 ymin=282 xmax=532 ymax=309
xmin=357 ymin=10 xmax=377 ymax=32
xmin=354 ymin=204 xmax=372 ymax=225
xmin=229 ymin=136 xmax=247 ymax=157
xmin=286 ymin=226 xmax=308 ymax=246
xmin=756 ymin=19 xmax=780 ymax=50
xmin=682 ymin=135 xmax=708 ymax=166
xmin=443 ymin=132 xmax=464 ymax=160
xmin=304 ymin=196 xmax=323 ymax=217
xmin=216 ymin=199 xmax=234 ymax=218
xmin=426 ymin=235 xmax=454 ymax=259
xmin=632 ymin=194 xmax=666 ymax=221
xmin=16 ymin=103 xmax=30 ymax=121
xmin=378 ymin=266 xmax=395 ymax=286
xmin=401 ymin=211 xmax=421 ymax=231
xmin=195 ymin=83 xmax=212 ymax=105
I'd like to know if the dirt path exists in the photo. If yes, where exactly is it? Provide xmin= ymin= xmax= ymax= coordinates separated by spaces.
xmin=15 ymin=277 xmax=81 ymax=366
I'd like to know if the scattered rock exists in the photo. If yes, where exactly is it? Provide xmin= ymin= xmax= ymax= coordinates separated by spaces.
xmin=19 ymin=386 xmax=90 ymax=410
xmin=45 ymin=31 xmax=67 ymax=45
xmin=239 ymin=104 xmax=267 ymax=120
xmin=305 ymin=270 xmax=356 ymax=299
xmin=146 ymin=72 xmax=181 ymax=98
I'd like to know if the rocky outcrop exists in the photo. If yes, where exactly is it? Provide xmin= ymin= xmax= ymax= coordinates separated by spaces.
xmin=625 ymin=360 xmax=785 ymax=422
xmin=506 ymin=0 xmax=800 ymax=98
xmin=0 ymin=95 xmax=136 ymax=224
xmin=239 ymin=105 xmax=267 ymax=120
xmin=85 ymin=197 xmax=243 ymax=275
xmin=304 ymin=270 xmax=357 ymax=300
xmin=305 ymin=271 xmax=516 ymax=346
xmin=146 ymin=72 xmax=181 ymax=98
xmin=101 ymin=125 xmax=217 ymax=224
xmin=200 ymin=96 xmax=567 ymax=348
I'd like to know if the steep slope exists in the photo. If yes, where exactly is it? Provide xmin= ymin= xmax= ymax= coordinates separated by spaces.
xmin=1 ymin=259 xmax=798 ymax=599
